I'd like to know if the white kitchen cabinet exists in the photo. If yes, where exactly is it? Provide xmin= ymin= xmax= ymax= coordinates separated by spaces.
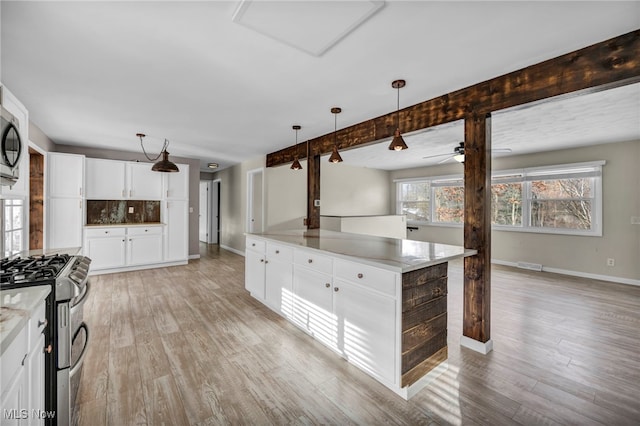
xmin=26 ymin=333 xmax=45 ymax=425
xmin=85 ymin=159 xmax=162 ymax=200
xmin=84 ymin=225 xmax=165 ymax=271
xmin=127 ymin=162 xmax=162 ymax=200
xmin=127 ymin=227 xmax=163 ymax=265
xmin=48 ymin=153 xmax=84 ymax=198
xmin=48 ymin=197 xmax=83 ymax=249
xmin=0 ymin=363 xmax=26 ymax=425
xmin=264 ymin=243 xmax=294 ymax=318
xmin=85 ymin=158 xmax=126 ymax=199
xmin=164 ymin=200 xmax=188 ymax=262
xmin=164 ymin=165 xmax=189 ymax=199
xmin=334 ymin=278 xmax=396 ymax=384
xmin=292 ymin=265 xmax=336 ymax=349
xmin=85 ymin=234 xmax=127 ymax=270
xmin=245 ymin=248 xmax=266 ymax=300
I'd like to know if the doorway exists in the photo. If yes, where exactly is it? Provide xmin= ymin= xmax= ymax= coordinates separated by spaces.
xmin=247 ymin=168 xmax=264 ymax=233
xmin=198 ymin=180 xmax=221 ymax=244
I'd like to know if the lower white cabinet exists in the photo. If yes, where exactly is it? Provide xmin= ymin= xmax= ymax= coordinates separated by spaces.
xmin=0 ymin=291 xmax=48 ymax=426
xmin=245 ymin=235 xmax=397 ymax=388
xmin=48 ymin=197 xmax=83 ymax=249
xmin=85 ymin=226 xmax=163 ymax=271
xmin=164 ymin=200 xmax=188 ymax=262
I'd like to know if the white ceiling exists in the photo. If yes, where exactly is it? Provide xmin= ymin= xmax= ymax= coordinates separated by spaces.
xmin=1 ymin=1 xmax=639 ymax=171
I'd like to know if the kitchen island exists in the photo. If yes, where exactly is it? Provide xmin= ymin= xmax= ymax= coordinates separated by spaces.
xmin=245 ymin=229 xmax=476 ymax=399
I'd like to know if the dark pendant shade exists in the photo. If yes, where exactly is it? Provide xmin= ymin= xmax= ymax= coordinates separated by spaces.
xmin=388 ymin=128 xmax=408 ymax=151
xmin=328 ymin=145 xmax=343 ymax=163
xmin=152 ymin=150 xmax=179 ymax=173
xmin=290 ymin=157 xmax=303 ymax=170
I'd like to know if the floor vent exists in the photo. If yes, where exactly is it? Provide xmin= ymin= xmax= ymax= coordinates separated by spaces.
xmin=517 ymin=261 xmax=543 ymax=272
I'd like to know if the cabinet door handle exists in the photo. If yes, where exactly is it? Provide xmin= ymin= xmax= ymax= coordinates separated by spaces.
xmin=38 ymin=319 xmax=48 ymax=328
xmin=325 ymin=283 xmax=330 ymax=288
xmin=145 ymin=229 xmax=148 ymax=232
xmin=308 ymin=259 xmax=313 ymax=264
xmin=275 ymin=250 xmax=280 ymax=254
xmin=129 ymin=190 xmax=132 ymax=197
xmin=357 ymin=273 xmax=364 ymax=279
xmin=104 ymin=231 xmax=109 ymax=234
xmin=79 ymin=187 xmax=83 ymax=196
xmin=265 ymin=260 xmax=269 ymax=264
xmin=334 ymin=287 xmax=339 ymax=292
xmin=167 ymin=190 xmax=169 ymax=197
xmin=129 ymin=239 xmax=132 ymax=241
xmin=44 ymin=344 xmax=52 ymax=354
xmin=252 ymin=243 xmax=256 ymax=247
xmin=122 ymin=239 xmax=125 ymax=242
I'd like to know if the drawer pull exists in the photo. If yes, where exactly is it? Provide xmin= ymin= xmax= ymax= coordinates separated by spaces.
xmin=38 ymin=319 xmax=48 ymax=328
xmin=145 ymin=229 xmax=148 ymax=232
xmin=275 ymin=250 xmax=280 ymax=254
xmin=252 ymin=243 xmax=256 ymax=247
xmin=265 ymin=260 xmax=269 ymax=264
xmin=104 ymin=231 xmax=109 ymax=234
xmin=334 ymin=287 xmax=339 ymax=292
xmin=44 ymin=344 xmax=52 ymax=354
xmin=357 ymin=273 xmax=364 ymax=279
xmin=308 ymin=259 xmax=313 ymax=264
xmin=325 ymin=283 xmax=330 ymax=288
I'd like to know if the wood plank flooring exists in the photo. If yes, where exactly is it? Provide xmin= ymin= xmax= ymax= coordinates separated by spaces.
xmin=75 ymin=245 xmax=640 ymax=425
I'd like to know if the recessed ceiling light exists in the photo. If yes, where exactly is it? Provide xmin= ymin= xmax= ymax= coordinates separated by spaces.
xmin=208 ymin=163 xmax=219 ymax=169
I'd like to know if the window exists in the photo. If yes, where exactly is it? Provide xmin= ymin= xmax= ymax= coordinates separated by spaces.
xmin=397 ymin=181 xmax=430 ymax=222
xmin=3 ymin=198 xmax=24 ymax=257
xmin=395 ymin=161 xmax=603 ymax=236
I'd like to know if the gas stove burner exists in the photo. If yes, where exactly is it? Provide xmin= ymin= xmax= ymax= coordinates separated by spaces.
xmin=1 ymin=253 xmax=74 ymax=287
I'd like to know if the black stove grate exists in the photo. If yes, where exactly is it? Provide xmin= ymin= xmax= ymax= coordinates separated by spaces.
xmin=0 ymin=254 xmax=71 ymax=286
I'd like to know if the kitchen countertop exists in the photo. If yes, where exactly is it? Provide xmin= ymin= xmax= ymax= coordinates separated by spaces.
xmin=247 ymin=229 xmax=477 ymax=273
xmin=85 ymin=222 xmax=165 ymax=227
xmin=0 ymin=285 xmax=51 ymax=356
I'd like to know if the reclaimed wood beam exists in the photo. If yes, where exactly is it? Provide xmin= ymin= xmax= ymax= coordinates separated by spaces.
xmin=266 ymin=29 xmax=640 ymax=167
xmin=463 ymin=113 xmax=492 ymax=345
xmin=307 ymin=154 xmax=321 ymax=229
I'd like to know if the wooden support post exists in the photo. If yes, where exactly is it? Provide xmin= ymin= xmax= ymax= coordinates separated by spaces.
xmin=462 ymin=113 xmax=493 ymax=353
xmin=307 ymin=153 xmax=320 ymax=229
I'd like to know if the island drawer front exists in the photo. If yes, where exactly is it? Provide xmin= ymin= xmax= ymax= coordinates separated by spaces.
xmin=266 ymin=242 xmax=293 ymax=262
xmin=128 ymin=226 xmax=163 ymax=236
xmin=334 ymin=259 xmax=397 ymax=297
xmin=246 ymin=237 xmax=266 ymax=252
xmin=294 ymin=249 xmax=333 ymax=274
xmin=85 ymin=227 xmax=126 ymax=238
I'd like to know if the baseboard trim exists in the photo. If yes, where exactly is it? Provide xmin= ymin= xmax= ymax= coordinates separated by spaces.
xmin=460 ymin=336 xmax=493 ymax=355
xmin=88 ymin=260 xmax=188 ymax=276
xmin=188 ymin=254 xmax=200 ymax=260
xmin=491 ymin=259 xmax=640 ymax=287
xmin=221 ymin=245 xmax=245 ymax=256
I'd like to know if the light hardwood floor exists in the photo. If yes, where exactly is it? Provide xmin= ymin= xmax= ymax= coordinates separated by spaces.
xmin=75 ymin=244 xmax=640 ymax=425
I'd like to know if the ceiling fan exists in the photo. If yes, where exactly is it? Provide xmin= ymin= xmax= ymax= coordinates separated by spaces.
xmin=422 ymin=141 xmax=512 ymax=163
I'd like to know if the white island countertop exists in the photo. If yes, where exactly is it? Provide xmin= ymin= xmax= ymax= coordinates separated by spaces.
xmin=0 ymin=285 xmax=51 ymax=356
xmin=247 ymin=229 xmax=477 ymax=273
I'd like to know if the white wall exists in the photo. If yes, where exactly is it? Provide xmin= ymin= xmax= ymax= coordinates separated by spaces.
xmin=390 ymin=140 xmax=640 ymax=283
xmin=321 ymin=162 xmax=390 ymax=216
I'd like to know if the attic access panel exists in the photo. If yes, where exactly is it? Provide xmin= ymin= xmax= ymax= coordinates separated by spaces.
xmin=232 ymin=0 xmax=384 ymax=56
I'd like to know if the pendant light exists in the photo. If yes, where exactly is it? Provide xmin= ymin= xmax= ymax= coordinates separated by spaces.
xmin=328 ymin=107 xmax=343 ymax=163
xmin=388 ymin=79 xmax=408 ymax=151
xmin=291 ymin=125 xmax=303 ymax=170
xmin=137 ymin=133 xmax=180 ymax=173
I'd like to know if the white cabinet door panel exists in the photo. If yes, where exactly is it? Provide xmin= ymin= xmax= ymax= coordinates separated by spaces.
xmin=127 ymin=163 xmax=162 ymax=199
xmin=265 ymin=259 xmax=293 ymax=318
xmin=85 ymin=158 xmax=125 ymax=199
xmin=85 ymin=237 xmax=126 ymax=270
xmin=165 ymin=200 xmax=188 ymax=262
xmin=48 ymin=153 xmax=84 ymax=198
xmin=165 ymin=165 xmax=189 ymax=199
xmin=49 ymin=198 xmax=83 ymax=248
xmin=128 ymin=235 xmax=162 ymax=265
xmin=245 ymin=249 xmax=265 ymax=300
xmin=292 ymin=266 xmax=336 ymax=349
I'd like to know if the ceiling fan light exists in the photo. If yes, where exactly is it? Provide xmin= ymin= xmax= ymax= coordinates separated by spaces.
xmin=388 ymin=128 xmax=408 ymax=151
xmin=151 ymin=150 xmax=180 ymax=172
xmin=454 ymin=154 xmax=465 ymax=163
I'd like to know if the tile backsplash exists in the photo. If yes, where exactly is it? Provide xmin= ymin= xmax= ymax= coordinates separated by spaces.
xmin=87 ymin=200 xmax=161 ymax=225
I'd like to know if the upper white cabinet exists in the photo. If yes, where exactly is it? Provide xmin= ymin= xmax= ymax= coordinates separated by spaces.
xmin=164 ymin=165 xmax=189 ymax=199
xmin=85 ymin=158 xmax=125 ymax=199
xmin=85 ymin=159 xmax=162 ymax=200
xmin=127 ymin=162 xmax=162 ymax=200
xmin=47 ymin=153 xmax=85 ymax=249
xmin=48 ymin=153 xmax=84 ymax=198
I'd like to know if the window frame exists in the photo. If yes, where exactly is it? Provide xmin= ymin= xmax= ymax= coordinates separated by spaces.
xmin=394 ymin=161 xmax=604 ymax=236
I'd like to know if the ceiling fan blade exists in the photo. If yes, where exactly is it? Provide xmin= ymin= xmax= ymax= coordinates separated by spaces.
xmin=437 ymin=156 xmax=455 ymax=164
xmin=422 ymin=152 xmax=452 ymax=159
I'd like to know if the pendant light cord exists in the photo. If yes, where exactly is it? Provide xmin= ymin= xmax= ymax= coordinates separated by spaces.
xmin=139 ymin=135 xmax=169 ymax=162
xmin=334 ymin=112 xmax=337 ymax=146
xmin=396 ymin=86 xmax=400 ymax=129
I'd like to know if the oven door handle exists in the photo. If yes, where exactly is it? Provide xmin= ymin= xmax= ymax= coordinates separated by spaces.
xmin=70 ymin=281 xmax=90 ymax=316
xmin=69 ymin=322 xmax=89 ymax=377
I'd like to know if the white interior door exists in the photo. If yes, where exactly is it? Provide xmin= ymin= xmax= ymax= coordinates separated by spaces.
xmin=199 ymin=181 xmax=208 ymax=242
xmin=210 ymin=180 xmax=220 ymax=244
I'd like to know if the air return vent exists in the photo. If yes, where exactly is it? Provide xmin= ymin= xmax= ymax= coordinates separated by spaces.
xmin=517 ymin=261 xmax=543 ymax=272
